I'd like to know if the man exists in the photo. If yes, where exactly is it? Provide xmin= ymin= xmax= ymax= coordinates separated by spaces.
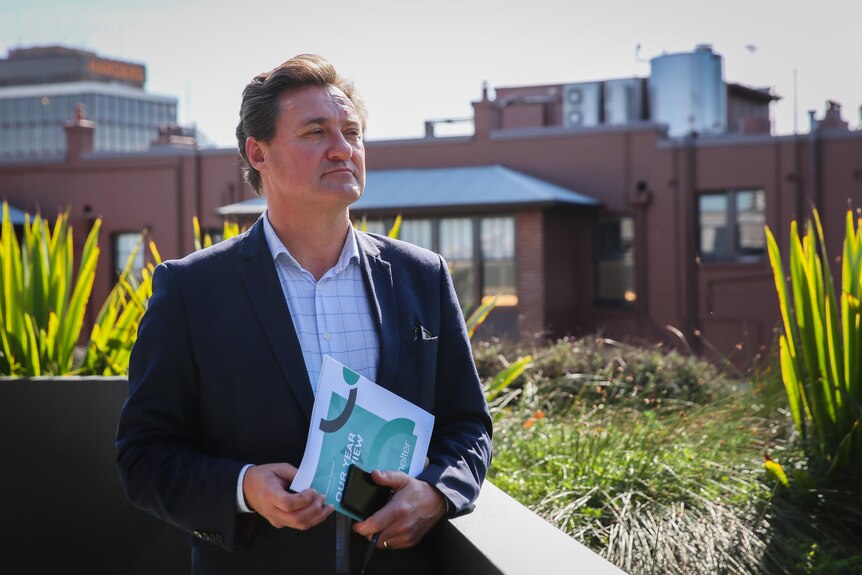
xmin=115 ymin=54 xmax=492 ymax=574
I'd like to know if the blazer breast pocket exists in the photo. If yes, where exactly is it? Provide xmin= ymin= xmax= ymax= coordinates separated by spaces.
xmin=412 ymin=324 xmax=438 ymax=342
xmin=409 ymin=324 xmax=439 ymax=370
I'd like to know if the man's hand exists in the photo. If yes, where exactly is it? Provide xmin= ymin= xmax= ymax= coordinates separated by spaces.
xmin=243 ymin=463 xmax=333 ymax=530
xmin=352 ymin=470 xmax=446 ymax=549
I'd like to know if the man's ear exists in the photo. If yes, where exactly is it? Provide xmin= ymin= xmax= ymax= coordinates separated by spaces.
xmin=245 ymin=137 xmax=266 ymax=171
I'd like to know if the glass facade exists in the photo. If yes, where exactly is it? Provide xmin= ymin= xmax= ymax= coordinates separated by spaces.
xmin=0 ymin=89 xmax=177 ymax=158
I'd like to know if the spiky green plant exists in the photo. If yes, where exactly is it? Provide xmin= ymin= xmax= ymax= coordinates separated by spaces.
xmin=80 ymin=237 xmax=162 ymax=375
xmin=0 ymin=202 xmax=101 ymax=375
xmin=765 ymin=208 xmax=862 ymax=488
xmin=193 ymin=216 xmax=243 ymax=251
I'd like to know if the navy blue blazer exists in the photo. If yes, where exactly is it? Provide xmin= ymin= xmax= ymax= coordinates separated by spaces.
xmin=115 ymin=217 xmax=493 ymax=573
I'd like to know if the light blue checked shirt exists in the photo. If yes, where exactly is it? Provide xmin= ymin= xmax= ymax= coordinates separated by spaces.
xmin=261 ymin=211 xmax=379 ymax=389
xmin=261 ymin=212 xmax=380 ymax=572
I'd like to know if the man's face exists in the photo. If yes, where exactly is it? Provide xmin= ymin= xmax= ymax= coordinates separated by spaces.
xmin=249 ymin=84 xmax=365 ymax=216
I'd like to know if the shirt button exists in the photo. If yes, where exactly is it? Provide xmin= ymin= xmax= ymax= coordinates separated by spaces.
xmin=323 ymin=332 xmax=330 ymax=341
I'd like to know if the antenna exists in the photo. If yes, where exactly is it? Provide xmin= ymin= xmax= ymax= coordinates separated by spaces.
xmin=634 ymin=43 xmax=649 ymax=64
xmin=793 ymin=68 xmax=798 ymax=134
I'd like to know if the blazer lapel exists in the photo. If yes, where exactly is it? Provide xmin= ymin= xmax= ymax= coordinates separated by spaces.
xmin=357 ymin=233 xmax=399 ymax=390
xmin=238 ymin=219 xmax=314 ymax=419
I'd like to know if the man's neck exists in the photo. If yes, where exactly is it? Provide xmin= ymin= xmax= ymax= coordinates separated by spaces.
xmin=267 ymin=210 xmax=351 ymax=281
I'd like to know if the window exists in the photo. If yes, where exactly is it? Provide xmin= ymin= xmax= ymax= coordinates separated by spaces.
xmin=354 ymin=215 xmax=517 ymax=311
xmin=362 ymin=220 xmax=387 ymax=235
xmin=113 ymin=232 xmax=145 ymax=283
xmin=400 ymin=219 xmax=432 ymax=250
xmin=439 ymin=218 xmax=476 ymax=310
xmin=699 ymin=189 xmax=765 ymax=261
xmin=594 ymin=217 xmax=636 ymax=306
xmin=481 ymin=217 xmax=517 ymax=306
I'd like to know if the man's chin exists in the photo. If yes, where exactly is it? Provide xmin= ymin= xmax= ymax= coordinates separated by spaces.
xmin=320 ymin=185 xmax=362 ymax=202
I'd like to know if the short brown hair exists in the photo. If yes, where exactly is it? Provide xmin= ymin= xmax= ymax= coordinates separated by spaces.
xmin=235 ymin=54 xmax=366 ymax=195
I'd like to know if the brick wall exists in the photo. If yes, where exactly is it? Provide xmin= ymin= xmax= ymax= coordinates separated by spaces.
xmin=516 ymin=210 xmax=545 ymax=337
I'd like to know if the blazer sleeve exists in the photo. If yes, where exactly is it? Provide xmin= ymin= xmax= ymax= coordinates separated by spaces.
xmin=416 ymin=254 xmax=493 ymax=514
xmin=115 ymin=262 xmax=246 ymax=551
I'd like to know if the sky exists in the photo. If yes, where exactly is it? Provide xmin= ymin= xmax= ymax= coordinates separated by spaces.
xmin=3 ymin=0 xmax=861 ymax=148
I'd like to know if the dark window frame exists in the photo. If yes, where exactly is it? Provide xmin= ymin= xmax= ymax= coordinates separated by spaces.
xmin=697 ymin=188 xmax=766 ymax=263
xmin=593 ymin=215 xmax=637 ymax=308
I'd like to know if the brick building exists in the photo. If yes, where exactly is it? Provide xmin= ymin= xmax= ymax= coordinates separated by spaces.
xmin=1 ymin=45 xmax=860 ymax=365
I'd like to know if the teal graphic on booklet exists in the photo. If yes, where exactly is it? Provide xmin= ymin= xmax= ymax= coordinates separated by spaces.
xmin=290 ymin=358 xmax=434 ymax=521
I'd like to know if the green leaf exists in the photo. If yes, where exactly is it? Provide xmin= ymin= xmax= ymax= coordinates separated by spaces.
xmin=56 ymin=219 xmax=101 ymax=372
xmin=466 ymin=296 xmax=497 ymax=340
xmin=387 ymin=215 xmax=402 ymax=239
xmin=485 ymin=355 xmax=533 ymax=401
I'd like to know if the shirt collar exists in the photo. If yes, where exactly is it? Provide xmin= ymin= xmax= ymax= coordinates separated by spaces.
xmin=262 ymin=209 xmax=360 ymax=275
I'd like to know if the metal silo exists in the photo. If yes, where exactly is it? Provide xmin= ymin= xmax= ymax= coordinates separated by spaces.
xmin=649 ymin=44 xmax=727 ymax=137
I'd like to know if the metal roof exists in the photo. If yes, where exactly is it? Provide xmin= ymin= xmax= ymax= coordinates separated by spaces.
xmin=216 ymin=165 xmax=598 ymax=216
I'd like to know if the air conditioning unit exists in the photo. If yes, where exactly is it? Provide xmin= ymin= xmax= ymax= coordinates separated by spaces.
xmin=562 ymin=82 xmax=600 ymax=128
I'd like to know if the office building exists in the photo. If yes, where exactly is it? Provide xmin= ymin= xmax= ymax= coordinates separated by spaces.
xmin=0 ymin=46 xmax=177 ymax=158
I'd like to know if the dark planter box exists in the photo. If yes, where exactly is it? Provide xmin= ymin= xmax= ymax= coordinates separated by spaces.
xmin=0 ymin=377 xmax=188 ymax=574
xmin=1 ymin=376 xmax=626 ymax=574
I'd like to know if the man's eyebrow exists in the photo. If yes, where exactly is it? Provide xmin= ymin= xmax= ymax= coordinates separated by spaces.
xmin=300 ymin=116 xmax=328 ymax=127
xmin=298 ymin=116 xmax=362 ymax=130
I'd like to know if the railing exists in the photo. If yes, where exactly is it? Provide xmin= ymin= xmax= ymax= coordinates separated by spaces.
xmin=1 ymin=377 xmax=625 ymax=574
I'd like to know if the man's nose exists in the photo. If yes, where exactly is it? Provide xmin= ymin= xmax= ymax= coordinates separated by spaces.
xmin=327 ymin=132 xmax=353 ymax=160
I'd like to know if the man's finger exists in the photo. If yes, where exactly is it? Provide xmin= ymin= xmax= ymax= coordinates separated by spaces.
xmin=370 ymin=469 xmax=409 ymax=489
xmin=276 ymin=489 xmax=319 ymax=513
xmin=282 ymin=501 xmax=334 ymax=531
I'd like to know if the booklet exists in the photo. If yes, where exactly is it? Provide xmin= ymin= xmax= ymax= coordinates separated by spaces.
xmin=290 ymin=355 xmax=435 ymax=521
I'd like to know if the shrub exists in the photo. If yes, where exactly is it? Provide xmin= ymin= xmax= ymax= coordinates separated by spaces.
xmin=0 ymin=202 xmax=101 ymax=375
xmin=765 ymin=209 xmax=862 ymax=490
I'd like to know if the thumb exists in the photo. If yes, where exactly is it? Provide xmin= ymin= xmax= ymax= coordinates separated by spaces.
xmin=371 ymin=469 xmax=409 ymax=489
xmin=272 ymin=463 xmax=298 ymax=483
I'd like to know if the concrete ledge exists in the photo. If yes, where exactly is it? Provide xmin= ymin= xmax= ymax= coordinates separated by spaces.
xmin=435 ymin=482 xmax=627 ymax=575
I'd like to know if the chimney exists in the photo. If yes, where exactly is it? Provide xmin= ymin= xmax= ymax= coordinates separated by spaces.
xmin=815 ymin=100 xmax=849 ymax=132
xmin=63 ymin=103 xmax=95 ymax=161
xmin=472 ymin=81 xmax=498 ymax=139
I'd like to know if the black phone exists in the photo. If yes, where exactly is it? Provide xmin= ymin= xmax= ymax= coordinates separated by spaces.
xmin=341 ymin=464 xmax=392 ymax=520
